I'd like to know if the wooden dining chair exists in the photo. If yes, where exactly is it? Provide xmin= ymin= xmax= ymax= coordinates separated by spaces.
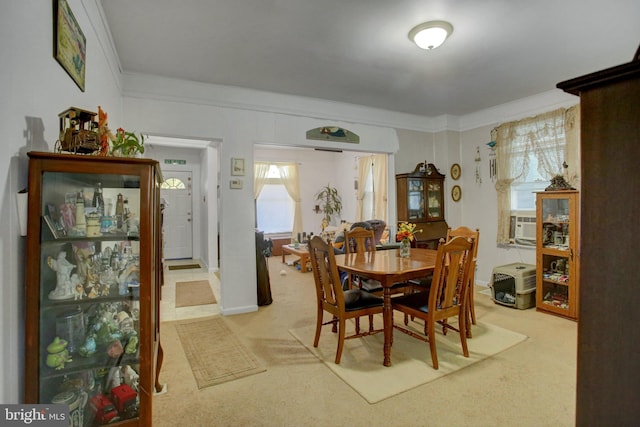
xmin=446 ymin=226 xmax=480 ymax=334
xmin=391 ymin=236 xmax=475 ymax=369
xmin=344 ymin=226 xmax=413 ymax=296
xmin=308 ymin=236 xmax=384 ymax=364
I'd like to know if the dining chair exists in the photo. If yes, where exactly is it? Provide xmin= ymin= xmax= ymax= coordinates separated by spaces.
xmin=308 ymin=236 xmax=384 ymax=364
xmin=391 ymin=235 xmax=475 ymax=369
xmin=446 ymin=226 xmax=480 ymax=329
xmin=344 ymin=226 xmax=413 ymax=296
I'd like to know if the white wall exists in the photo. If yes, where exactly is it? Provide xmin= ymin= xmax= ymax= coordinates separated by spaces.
xmin=0 ymin=0 xmax=123 ymax=403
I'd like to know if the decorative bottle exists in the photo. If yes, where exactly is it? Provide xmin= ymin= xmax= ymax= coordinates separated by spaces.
xmin=92 ymin=182 xmax=105 ymax=216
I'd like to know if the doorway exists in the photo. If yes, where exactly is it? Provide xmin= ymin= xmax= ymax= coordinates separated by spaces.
xmin=161 ymin=170 xmax=194 ymax=259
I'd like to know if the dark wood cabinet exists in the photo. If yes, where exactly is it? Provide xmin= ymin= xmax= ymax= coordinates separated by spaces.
xmin=396 ymin=162 xmax=448 ymax=248
xmin=557 ymin=54 xmax=640 ymax=425
xmin=25 ymin=152 xmax=164 ymax=426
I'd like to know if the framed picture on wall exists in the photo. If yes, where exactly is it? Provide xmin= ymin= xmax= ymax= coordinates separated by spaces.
xmin=231 ymin=158 xmax=245 ymax=176
xmin=53 ymin=0 xmax=86 ymax=92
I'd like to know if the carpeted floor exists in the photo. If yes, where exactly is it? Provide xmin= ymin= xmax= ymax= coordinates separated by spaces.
xmin=175 ymin=280 xmax=216 ymax=307
xmin=174 ymin=316 xmax=265 ymax=389
xmin=153 ymin=255 xmax=577 ymax=426
xmin=290 ymin=319 xmax=527 ymax=403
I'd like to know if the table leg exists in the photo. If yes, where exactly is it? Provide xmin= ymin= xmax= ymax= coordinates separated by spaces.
xmin=383 ymin=285 xmax=392 ymax=366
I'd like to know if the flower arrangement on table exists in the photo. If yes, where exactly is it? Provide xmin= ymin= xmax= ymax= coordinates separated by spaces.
xmin=396 ymin=222 xmax=421 ymax=242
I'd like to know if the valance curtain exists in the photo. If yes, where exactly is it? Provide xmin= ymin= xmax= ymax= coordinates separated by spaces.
xmin=494 ymin=105 xmax=580 ymax=244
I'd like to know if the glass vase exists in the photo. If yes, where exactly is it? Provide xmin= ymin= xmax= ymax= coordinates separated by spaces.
xmin=400 ymin=238 xmax=411 ymax=258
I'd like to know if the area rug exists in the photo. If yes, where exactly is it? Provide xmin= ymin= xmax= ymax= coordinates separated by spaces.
xmin=175 ymin=280 xmax=216 ymax=307
xmin=289 ymin=319 xmax=527 ymax=404
xmin=168 ymin=263 xmax=201 ymax=270
xmin=175 ymin=317 xmax=266 ymax=389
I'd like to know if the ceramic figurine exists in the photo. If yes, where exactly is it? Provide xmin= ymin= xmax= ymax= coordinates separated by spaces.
xmin=71 ymin=274 xmax=86 ymax=300
xmin=47 ymin=251 xmax=76 ymax=300
xmin=46 ymin=337 xmax=72 ymax=370
xmin=124 ymin=335 xmax=138 ymax=354
xmin=121 ymin=365 xmax=139 ymax=392
xmin=107 ymin=340 xmax=124 ymax=359
xmin=78 ymin=334 xmax=97 ymax=357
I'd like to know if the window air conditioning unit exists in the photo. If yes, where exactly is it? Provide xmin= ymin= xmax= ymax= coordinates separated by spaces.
xmin=509 ymin=211 xmax=536 ymax=245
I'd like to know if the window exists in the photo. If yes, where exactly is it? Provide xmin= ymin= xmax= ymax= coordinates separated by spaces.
xmin=256 ymin=165 xmax=294 ymax=234
xmin=161 ymin=178 xmax=186 ymax=189
xmin=494 ymin=106 xmax=580 ymax=244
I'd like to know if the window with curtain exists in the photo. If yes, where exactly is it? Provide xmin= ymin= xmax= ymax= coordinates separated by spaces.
xmin=356 ymin=154 xmax=388 ymax=222
xmin=494 ymin=106 xmax=580 ymax=244
xmin=254 ymin=162 xmax=302 ymax=236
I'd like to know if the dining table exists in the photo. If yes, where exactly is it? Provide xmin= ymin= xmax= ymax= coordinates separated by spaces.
xmin=333 ymin=247 xmax=437 ymax=366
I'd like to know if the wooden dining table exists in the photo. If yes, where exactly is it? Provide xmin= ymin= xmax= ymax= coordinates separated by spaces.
xmin=334 ymin=248 xmax=437 ymax=366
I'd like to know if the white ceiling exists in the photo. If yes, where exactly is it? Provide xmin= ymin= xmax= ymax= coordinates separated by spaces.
xmin=100 ymin=0 xmax=640 ymax=117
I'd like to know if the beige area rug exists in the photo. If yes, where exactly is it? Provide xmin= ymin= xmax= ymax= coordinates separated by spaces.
xmin=290 ymin=319 xmax=527 ymax=404
xmin=175 ymin=280 xmax=216 ymax=307
xmin=175 ymin=317 xmax=266 ymax=389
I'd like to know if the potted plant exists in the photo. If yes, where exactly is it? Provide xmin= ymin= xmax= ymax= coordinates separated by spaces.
xmin=315 ymin=184 xmax=342 ymax=225
xmin=111 ymin=128 xmax=145 ymax=157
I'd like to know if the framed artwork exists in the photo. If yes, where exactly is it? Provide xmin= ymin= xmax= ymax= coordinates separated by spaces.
xmin=450 ymin=163 xmax=461 ymax=180
xmin=451 ymin=185 xmax=462 ymax=202
xmin=53 ymin=0 xmax=86 ymax=92
xmin=231 ymin=158 xmax=245 ymax=176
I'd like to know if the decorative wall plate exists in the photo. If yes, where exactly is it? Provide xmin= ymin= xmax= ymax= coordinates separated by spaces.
xmin=450 ymin=163 xmax=461 ymax=180
xmin=451 ymin=185 xmax=462 ymax=202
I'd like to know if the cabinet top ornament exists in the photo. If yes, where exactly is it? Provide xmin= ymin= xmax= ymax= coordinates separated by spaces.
xmin=405 ymin=162 xmax=444 ymax=178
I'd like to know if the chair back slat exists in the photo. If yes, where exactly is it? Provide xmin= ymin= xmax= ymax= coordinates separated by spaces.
xmin=344 ymin=226 xmax=376 ymax=254
xmin=429 ymin=236 xmax=474 ymax=317
xmin=309 ymin=236 xmax=343 ymax=308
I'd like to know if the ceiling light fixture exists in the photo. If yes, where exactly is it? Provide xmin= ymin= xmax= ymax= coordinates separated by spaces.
xmin=408 ymin=20 xmax=454 ymax=50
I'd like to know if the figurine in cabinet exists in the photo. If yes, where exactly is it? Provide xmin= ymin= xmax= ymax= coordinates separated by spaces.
xmin=45 ymin=337 xmax=72 ymax=370
xmin=47 ymin=251 xmax=76 ymax=300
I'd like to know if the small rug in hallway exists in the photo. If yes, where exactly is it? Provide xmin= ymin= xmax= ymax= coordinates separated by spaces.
xmin=289 ymin=320 xmax=527 ymax=404
xmin=175 ymin=280 xmax=216 ymax=307
xmin=168 ymin=263 xmax=201 ymax=270
xmin=175 ymin=317 xmax=266 ymax=389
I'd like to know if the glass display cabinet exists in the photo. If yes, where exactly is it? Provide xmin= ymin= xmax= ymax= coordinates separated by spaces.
xmin=396 ymin=162 xmax=448 ymax=249
xmin=25 ymin=152 xmax=163 ymax=426
xmin=535 ymin=190 xmax=580 ymax=320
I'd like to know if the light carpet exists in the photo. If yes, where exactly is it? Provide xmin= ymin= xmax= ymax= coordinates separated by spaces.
xmin=289 ymin=319 xmax=527 ymax=404
xmin=175 ymin=280 xmax=216 ymax=307
xmin=175 ymin=317 xmax=266 ymax=389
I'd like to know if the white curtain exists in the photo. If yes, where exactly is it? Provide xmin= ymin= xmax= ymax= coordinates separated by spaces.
xmin=372 ymin=154 xmax=388 ymax=222
xmin=355 ymin=154 xmax=388 ymax=222
xmin=276 ymin=163 xmax=303 ymax=237
xmin=494 ymin=106 xmax=580 ymax=244
xmin=254 ymin=162 xmax=270 ymax=198
xmin=355 ymin=156 xmax=372 ymax=221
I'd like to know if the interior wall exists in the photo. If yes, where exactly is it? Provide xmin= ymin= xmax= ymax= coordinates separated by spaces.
xmin=0 ymin=0 xmax=123 ymax=403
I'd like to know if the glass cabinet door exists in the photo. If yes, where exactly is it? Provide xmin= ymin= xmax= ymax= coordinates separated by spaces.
xmin=407 ymin=178 xmax=425 ymax=220
xmin=38 ymin=171 xmax=143 ymax=425
xmin=427 ymin=181 xmax=443 ymax=219
xmin=536 ymin=190 xmax=579 ymax=319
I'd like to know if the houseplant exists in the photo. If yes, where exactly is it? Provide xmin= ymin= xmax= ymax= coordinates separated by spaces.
xmin=111 ymin=128 xmax=145 ymax=157
xmin=315 ymin=184 xmax=342 ymax=225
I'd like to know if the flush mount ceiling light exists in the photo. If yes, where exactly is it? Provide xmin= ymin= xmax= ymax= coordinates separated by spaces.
xmin=408 ymin=20 xmax=454 ymax=50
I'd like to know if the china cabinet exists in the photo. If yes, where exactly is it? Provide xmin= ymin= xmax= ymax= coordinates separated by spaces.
xmin=396 ymin=162 xmax=448 ymax=248
xmin=25 ymin=152 xmax=163 ymax=426
xmin=535 ymin=190 xmax=579 ymax=320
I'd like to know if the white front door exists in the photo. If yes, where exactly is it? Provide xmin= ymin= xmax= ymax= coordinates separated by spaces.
xmin=161 ymin=171 xmax=193 ymax=259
